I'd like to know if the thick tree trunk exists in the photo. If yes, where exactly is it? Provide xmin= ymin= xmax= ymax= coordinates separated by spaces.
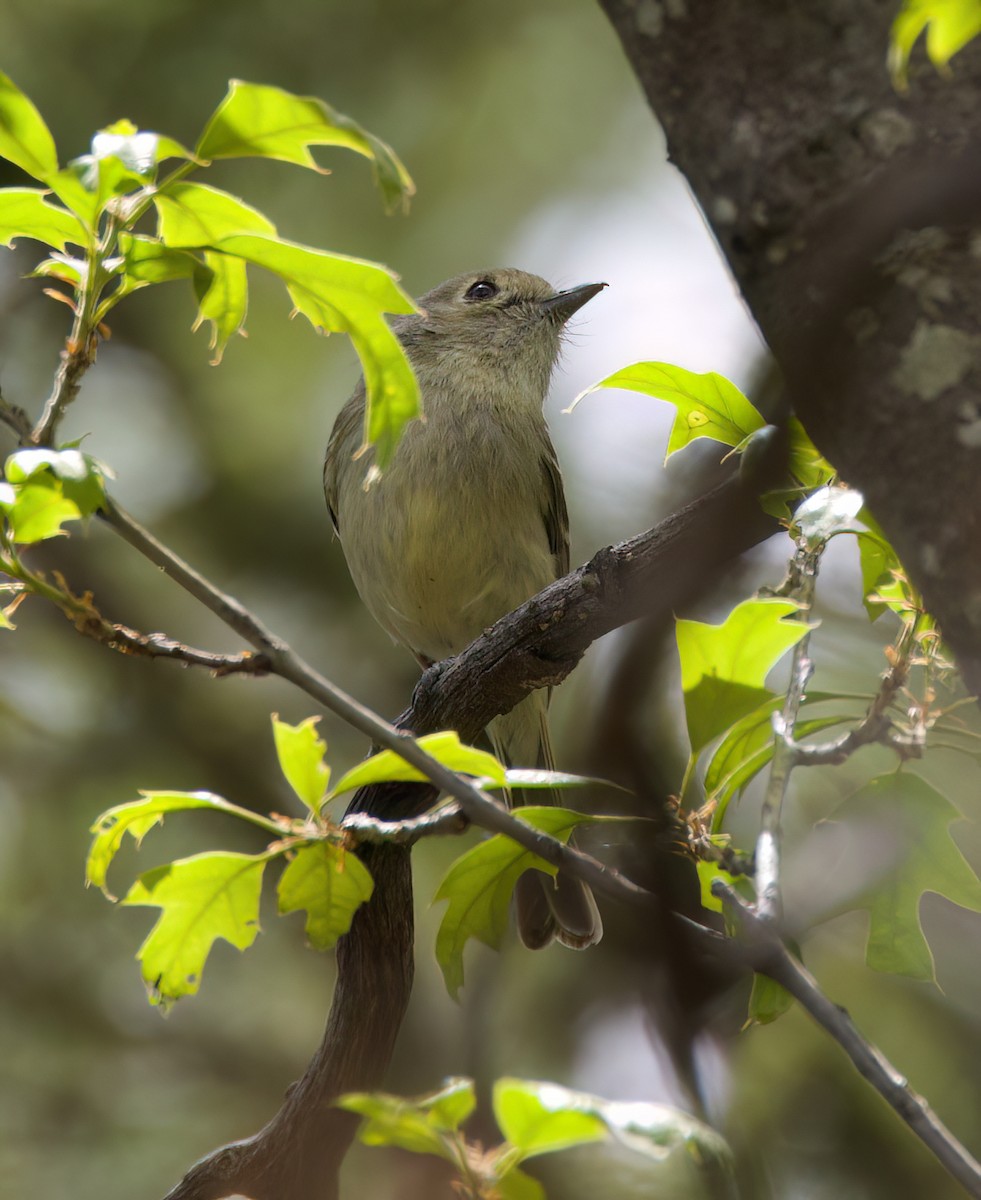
xmin=599 ymin=0 xmax=981 ymax=695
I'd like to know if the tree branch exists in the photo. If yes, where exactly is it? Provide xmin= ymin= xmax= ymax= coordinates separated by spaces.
xmin=714 ymin=882 xmax=981 ymax=1200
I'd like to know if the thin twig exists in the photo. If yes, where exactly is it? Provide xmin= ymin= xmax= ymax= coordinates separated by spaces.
xmin=755 ymin=543 xmax=821 ymax=920
xmin=714 ymin=882 xmax=981 ymax=1199
xmin=342 ymin=803 xmax=468 ymax=845
xmin=0 ymin=388 xmax=34 ymax=443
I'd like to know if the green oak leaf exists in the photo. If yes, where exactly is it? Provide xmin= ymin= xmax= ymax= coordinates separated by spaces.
xmin=1 ymin=475 xmax=80 ymax=543
xmin=196 ymin=80 xmax=414 ymax=212
xmin=191 ymin=250 xmax=248 ymax=363
xmin=495 ymin=1168 xmax=546 ymax=1200
xmin=215 ymin=232 xmax=418 ymax=469
xmin=702 ymin=693 xmax=845 ymax=827
xmin=123 ymin=851 xmax=269 ymax=1009
xmin=493 ymin=1078 xmax=607 ymax=1159
xmin=330 ymin=730 xmax=505 ymax=798
xmin=86 ymin=790 xmax=278 ymax=898
xmin=433 ymin=807 xmax=599 ymax=999
xmin=0 ymin=72 xmax=58 ymax=182
xmin=577 ymin=362 xmax=765 ymax=460
xmin=277 ymin=842 xmax=373 ymax=950
xmin=890 ymin=0 xmax=981 ymax=86
xmin=856 ymin=530 xmax=902 ymax=621
xmin=747 ymin=972 xmax=794 ymax=1025
xmin=335 ymin=1088 xmax=460 ymax=1161
xmin=834 ymin=772 xmax=981 ymax=981
xmin=0 ymin=188 xmax=86 ymax=251
xmin=786 ymin=417 xmax=835 ymax=491
xmin=116 ymin=232 xmax=199 ymax=290
xmin=154 ymin=181 xmax=275 ymax=248
xmin=676 ymin=598 xmax=811 ymax=754
xmin=272 ymin=714 xmax=330 ymax=813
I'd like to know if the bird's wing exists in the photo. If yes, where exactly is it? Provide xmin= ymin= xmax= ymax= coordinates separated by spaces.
xmin=323 ymin=383 xmax=367 ymax=535
xmin=540 ymin=439 xmax=570 ymax=578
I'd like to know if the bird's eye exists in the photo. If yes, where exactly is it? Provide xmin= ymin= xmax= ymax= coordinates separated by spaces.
xmin=464 ymin=280 xmax=498 ymax=302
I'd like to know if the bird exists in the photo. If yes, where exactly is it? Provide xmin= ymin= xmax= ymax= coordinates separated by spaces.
xmin=324 ymin=267 xmax=605 ymax=949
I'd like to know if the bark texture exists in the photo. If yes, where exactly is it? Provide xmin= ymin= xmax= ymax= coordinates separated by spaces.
xmin=599 ymin=0 xmax=981 ymax=694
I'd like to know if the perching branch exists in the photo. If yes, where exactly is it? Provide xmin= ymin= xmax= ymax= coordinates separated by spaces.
xmin=714 ymin=882 xmax=981 ymax=1200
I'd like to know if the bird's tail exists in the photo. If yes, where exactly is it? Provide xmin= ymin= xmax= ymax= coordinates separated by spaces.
xmin=489 ymin=692 xmax=602 ymax=951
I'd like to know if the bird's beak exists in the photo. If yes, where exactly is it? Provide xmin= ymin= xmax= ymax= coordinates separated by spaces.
xmin=541 ymin=281 xmax=607 ymax=322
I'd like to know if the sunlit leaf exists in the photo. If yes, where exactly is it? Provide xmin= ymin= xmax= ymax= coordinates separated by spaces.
xmin=676 ymin=598 xmax=811 ymax=754
xmin=856 ymin=530 xmax=901 ymax=621
xmin=117 ymin=232 xmax=199 ymax=290
xmin=494 ymin=1078 xmax=607 ymax=1158
xmin=747 ymin=972 xmax=794 ymax=1025
xmin=336 ymin=1089 xmax=460 ymax=1161
xmin=272 ymin=714 xmax=330 ymax=813
xmin=786 ymin=417 xmax=836 ymax=491
xmin=494 ymin=1079 xmax=732 ymax=1168
xmin=277 ymin=842 xmax=373 ymax=950
xmin=0 ymin=188 xmax=86 ymax=251
xmin=703 ymin=693 xmax=845 ymax=827
xmin=86 ymin=790 xmax=276 ymax=898
xmin=1 ymin=476 xmax=80 ymax=543
xmin=576 ymin=362 xmax=765 ymax=460
xmin=890 ymin=0 xmax=981 ymax=86
xmin=434 ymin=807 xmax=601 ymax=999
xmin=197 ymin=80 xmax=415 ymax=211
xmin=123 ymin=851 xmax=268 ymax=1009
xmin=0 ymin=71 xmax=58 ymax=182
xmin=154 ymin=181 xmax=276 ymax=248
xmin=192 ymin=250 xmax=248 ymax=363
xmin=4 ymin=447 xmax=106 ymax=517
xmin=834 ymin=773 xmax=981 ymax=981
xmin=330 ymin=730 xmax=505 ymax=798
xmin=495 ymin=1167 xmax=546 ymax=1200
xmin=215 ymin=232 xmax=418 ymax=468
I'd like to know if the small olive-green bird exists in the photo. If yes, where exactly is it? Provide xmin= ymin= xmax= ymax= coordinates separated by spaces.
xmin=324 ymin=268 xmax=605 ymax=949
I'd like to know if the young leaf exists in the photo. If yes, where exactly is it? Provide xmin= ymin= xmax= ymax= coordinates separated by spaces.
xmin=493 ymin=1079 xmax=606 ymax=1159
xmin=154 ymin=181 xmax=276 ymax=248
xmin=676 ymin=598 xmax=812 ymax=755
xmin=196 ymin=80 xmax=415 ymax=212
xmin=122 ymin=850 xmax=269 ymax=1008
xmin=493 ymin=1080 xmax=732 ymax=1168
xmin=335 ymin=1090 xmax=460 ymax=1161
xmin=434 ymin=807 xmax=603 ymax=999
xmin=192 ymin=250 xmax=249 ymax=362
xmin=747 ymin=972 xmax=794 ymax=1025
xmin=833 ymin=772 xmax=981 ymax=982
xmin=423 ymin=1077 xmax=478 ymax=1132
xmin=5 ymin=447 xmax=106 ymax=515
xmin=856 ymin=531 xmax=902 ymax=621
xmin=272 ymin=714 xmax=330 ymax=813
xmin=277 ymin=842 xmax=373 ymax=950
xmin=1 ymin=476 xmax=80 ymax=543
xmin=116 ymin=232 xmax=199 ymax=289
xmin=576 ymin=362 xmax=765 ymax=460
xmin=330 ymin=730 xmax=505 ymax=798
xmin=786 ymin=417 xmax=835 ymax=491
xmin=703 ymin=694 xmax=845 ymax=827
xmin=890 ymin=0 xmax=981 ymax=86
xmin=0 ymin=188 xmax=86 ymax=251
xmin=495 ymin=1168 xmax=546 ymax=1200
xmin=86 ymin=790 xmax=279 ymax=898
xmin=214 ymin=232 xmax=418 ymax=468
xmin=0 ymin=72 xmax=58 ymax=182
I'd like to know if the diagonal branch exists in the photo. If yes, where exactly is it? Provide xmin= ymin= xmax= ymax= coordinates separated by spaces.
xmin=715 ymin=882 xmax=981 ymax=1200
